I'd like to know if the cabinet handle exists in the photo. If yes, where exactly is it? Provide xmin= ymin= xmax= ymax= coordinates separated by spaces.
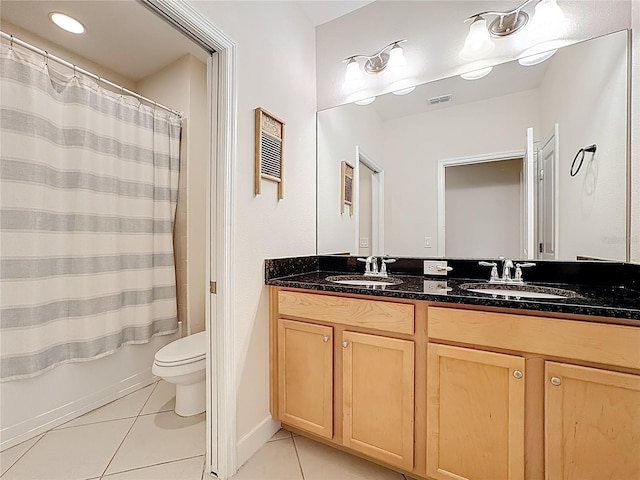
xmin=323 ymin=335 xmax=330 ymax=343
xmin=550 ymin=376 xmax=562 ymax=386
xmin=342 ymin=341 xmax=349 ymax=348
xmin=513 ymin=370 xmax=523 ymax=379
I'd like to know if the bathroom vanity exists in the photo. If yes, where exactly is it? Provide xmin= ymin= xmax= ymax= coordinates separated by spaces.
xmin=266 ymin=256 xmax=640 ymax=480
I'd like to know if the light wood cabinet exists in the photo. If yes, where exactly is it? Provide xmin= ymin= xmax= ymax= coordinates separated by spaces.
xmin=426 ymin=343 xmax=525 ymax=480
xmin=343 ymin=331 xmax=415 ymax=470
xmin=270 ymin=289 xmax=639 ymax=480
xmin=545 ymin=362 xmax=640 ymax=480
xmin=277 ymin=319 xmax=333 ymax=438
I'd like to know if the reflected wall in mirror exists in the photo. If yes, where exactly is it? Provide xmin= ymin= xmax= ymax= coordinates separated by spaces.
xmin=317 ymin=30 xmax=629 ymax=261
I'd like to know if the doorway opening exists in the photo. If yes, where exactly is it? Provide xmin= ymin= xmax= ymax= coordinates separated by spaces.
xmin=355 ymin=147 xmax=384 ymax=256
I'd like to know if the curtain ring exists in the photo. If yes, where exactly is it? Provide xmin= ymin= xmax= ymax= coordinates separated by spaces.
xmin=44 ymin=50 xmax=49 ymax=65
xmin=10 ymin=35 xmax=14 ymax=50
xmin=73 ymin=64 xmax=77 ymax=78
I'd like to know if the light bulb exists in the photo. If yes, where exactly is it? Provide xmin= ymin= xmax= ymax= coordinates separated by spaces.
xmin=49 ymin=12 xmax=85 ymax=34
xmin=387 ymin=44 xmax=406 ymax=69
xmin=460 ymin=66 xmax=493 ymax=80
xmin=344 ymin=58 xmax=363 ymax=88
xmin=531 ymin=0 xmax=568 ymax=37
xmin=459 ymin=17 xmax=495 ymax=61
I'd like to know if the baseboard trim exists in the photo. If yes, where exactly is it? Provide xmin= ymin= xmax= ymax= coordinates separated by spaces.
xmin=236 ymin=416 xmax=281 ymax=468
xmin=1 ymin=370 xmax=157 ymax=451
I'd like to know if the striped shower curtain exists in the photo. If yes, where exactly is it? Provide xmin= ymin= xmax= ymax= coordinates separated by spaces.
xmin=0 ymin=46 xmax=181 ymax=381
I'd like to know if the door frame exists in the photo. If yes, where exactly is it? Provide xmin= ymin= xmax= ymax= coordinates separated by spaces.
xmin=437 ymin=150 xmax=524 ymax=257
xmin=354 ymin=146 xmax=385 ymax=256
xmin=140 ymin=1 xmax=237 ymax=478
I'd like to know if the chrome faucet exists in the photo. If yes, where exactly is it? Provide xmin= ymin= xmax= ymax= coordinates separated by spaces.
xmin=479 ymin=258 xmax=535 ymax=284
xmin=501 ymin=259 xmax=514 ymax=282
xmin=357 ymin=256 xmax=396 ymax=278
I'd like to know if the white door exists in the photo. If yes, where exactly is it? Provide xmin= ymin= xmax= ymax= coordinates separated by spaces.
xmin=537 ymin=124 xmax=559 ymax=260
xmin=522 ymin=127 xmax=536 ymax=259
xmin=358 ymin=162 xmax=374 ymax=256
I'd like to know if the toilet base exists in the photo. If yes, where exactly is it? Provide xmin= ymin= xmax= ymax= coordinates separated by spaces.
xmin=175 ymin=379 xmax=206 ymax=417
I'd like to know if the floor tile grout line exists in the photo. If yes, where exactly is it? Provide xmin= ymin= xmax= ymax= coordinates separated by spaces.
xmin=99 ymin=454 xmax=205 ymax=478
xmin=0 ymin=433 xmax=46 ymax=478
xmin=98 ymin=416 xmax=139 ymax=479
xmin=291 ymin=435 xmax=306 ymax=480
xmin=137 ymin=380 xmax=160 ymax=416
xmin=53 ymin=414 xmax=140 ymax=431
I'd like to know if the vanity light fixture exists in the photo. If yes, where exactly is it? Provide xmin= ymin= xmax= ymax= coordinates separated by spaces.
xmin=343 ymin=40 xmax=407 ymax=87
xmin=49 ymin=12 xmax=85 ymax=34
xmin=460 ymin=0 xmax=566 ymax=60
xmin=460 ymin=66 xmax=493 ymax=80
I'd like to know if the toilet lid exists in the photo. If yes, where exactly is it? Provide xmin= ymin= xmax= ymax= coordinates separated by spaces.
xmin=154 ymin=331 xmax=206 ymax=367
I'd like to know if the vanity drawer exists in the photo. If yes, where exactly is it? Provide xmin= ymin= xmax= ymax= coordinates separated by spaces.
xmin=428 ymin=307 xmax=640 ymax=370
xmin=278 ymin=291 xmax=414 ymax=334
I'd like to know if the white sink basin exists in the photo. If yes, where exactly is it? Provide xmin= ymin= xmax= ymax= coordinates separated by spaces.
xmin=460 ymin=283 xmax=580 ymax=300
xmin=325 ymin=275 xmax=403 ymax=288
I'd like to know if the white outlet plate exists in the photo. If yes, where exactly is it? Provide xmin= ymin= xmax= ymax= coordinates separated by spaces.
xmin=423 ymin=280 xmax=452 ymax=295
xmin=359 ymin=237 xmax=369 ymax=248
xmin=424 ymin=236 xmax=432 ymax=248
xmin=424 ymin=260 xmax=450 ymax=276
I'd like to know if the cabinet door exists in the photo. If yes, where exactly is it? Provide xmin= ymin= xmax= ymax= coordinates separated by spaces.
xmin=342 ymin=331 xmax=414 ymax=470
xmin=277 ymin=319 xmax=333 ymax=438
xmin=545 ymin=362 xmax=640 ymax=480
xmin=426 ymin=343 xmax=525 ymax=480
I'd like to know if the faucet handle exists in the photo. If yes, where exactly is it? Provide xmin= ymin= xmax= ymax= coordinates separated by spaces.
xmin=380 ymin=258 xmax=396 ymax=276
xmin=479 ymin=261 xmax=499 ymax=282
xmin=514 ymin=262 xmax=535 ymax=282
xmin=479 ymin=261 xmax=497 ymax=267
xmin=515 ymin=262 xmax=536 ymax=268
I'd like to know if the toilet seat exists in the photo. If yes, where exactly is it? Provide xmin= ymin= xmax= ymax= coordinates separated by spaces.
xmin=154 ymin=331 xmax=206 ymax=367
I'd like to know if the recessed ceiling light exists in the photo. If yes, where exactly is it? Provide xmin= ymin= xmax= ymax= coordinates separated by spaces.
xmin=460 ymin=66 xmax=493 ymax=80
xmin=355 ymin=97 xmax=376 ymax=106
xmin=518 ymin=48 xmax=557 ymax=66
xmin=392 ymin=86 xmax=416 ymax=96
xmin=49 ymin=12 xmax=85 ymax=34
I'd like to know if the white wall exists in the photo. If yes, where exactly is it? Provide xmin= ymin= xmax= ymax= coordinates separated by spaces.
xmin=317 ymin=103 xmax=383 ymax=255
xmin=445 ymin=160 xmax=522 ymax=258
xmin=137 ymin=54 xmax=209 ymax=335
xmin=383 ymin=89 xmax=539 ymax=256
xmin=538 ymin=31 xmax=627 ymax=261
xmin=186 ymin=0 xmax=317 ymax=467
xmin=631 ymin=2 xmax=639 ymax=263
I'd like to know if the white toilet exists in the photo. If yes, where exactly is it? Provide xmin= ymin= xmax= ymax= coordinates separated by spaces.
xmin=152 ymin=331 xmax=206 ymax=417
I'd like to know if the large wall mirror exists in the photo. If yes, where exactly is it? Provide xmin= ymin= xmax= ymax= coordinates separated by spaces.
xmin=317 ymin=30 xmax=629 ymax=262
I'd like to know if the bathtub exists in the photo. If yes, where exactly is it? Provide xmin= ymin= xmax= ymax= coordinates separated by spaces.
xmin=0 ymin=327 xmax=180 ymax=451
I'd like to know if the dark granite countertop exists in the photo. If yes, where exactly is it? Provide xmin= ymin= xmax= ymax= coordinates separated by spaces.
xmin=265 ymin=256 xmax=640 ymax=322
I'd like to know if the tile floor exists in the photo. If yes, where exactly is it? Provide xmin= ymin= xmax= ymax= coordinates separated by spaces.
xmin=0 ymin=381 xmax=206 ymax=480
xmin=1 ymin=382 xmax=413 ymax=480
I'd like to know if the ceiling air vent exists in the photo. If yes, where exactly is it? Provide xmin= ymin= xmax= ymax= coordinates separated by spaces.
xmin=428 ymin=94 xmax=452 ymax=105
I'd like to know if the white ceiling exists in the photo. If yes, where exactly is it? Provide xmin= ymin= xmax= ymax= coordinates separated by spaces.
xmin=0 ymin=1 xmax=210 ymax=82
xmin=0 ymin=1 xmax=376 ymax=83
xmin=296 ymin=0 xmax=375 ymax=27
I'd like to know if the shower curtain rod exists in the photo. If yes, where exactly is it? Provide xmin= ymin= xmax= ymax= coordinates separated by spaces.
xmin=0 ymin=30 xmax=184 ymax=118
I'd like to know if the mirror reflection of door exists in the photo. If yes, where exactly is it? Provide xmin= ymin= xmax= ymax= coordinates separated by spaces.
xmin=445 ymin=159 xmax=523 ymax=258
xmin=536 ymin=124 xmax=559 ymax=260
xmin=359 ymin=162 xmax=374 ymax=256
